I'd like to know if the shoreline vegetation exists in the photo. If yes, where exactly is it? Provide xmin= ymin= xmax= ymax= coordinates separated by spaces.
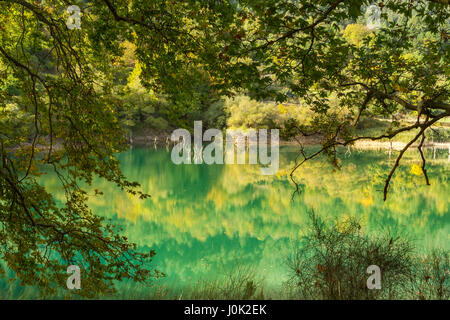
xmin=122 ymin=213 xmax=449 ymax=300
xmin=2 ymin=212 xmax=448 ymax=300
xmin=11 ymin=132 xmax=450 ymax=153
xmin=130 ymin=131 xmax=450 ymax=150
xmin=128 ymin=131 xmax=450 ymax=154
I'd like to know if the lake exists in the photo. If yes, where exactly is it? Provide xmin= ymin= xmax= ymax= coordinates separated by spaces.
xmin=2 ymin=146 xmax=449 ymax=298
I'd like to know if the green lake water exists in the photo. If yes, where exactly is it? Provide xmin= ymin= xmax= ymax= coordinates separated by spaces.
xmin=2 ymin=146 xmax=449 ymax=298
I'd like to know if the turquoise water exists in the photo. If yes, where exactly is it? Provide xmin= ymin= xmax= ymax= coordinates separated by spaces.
xmin=2 ymin=146 xmax=449 ymax=298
